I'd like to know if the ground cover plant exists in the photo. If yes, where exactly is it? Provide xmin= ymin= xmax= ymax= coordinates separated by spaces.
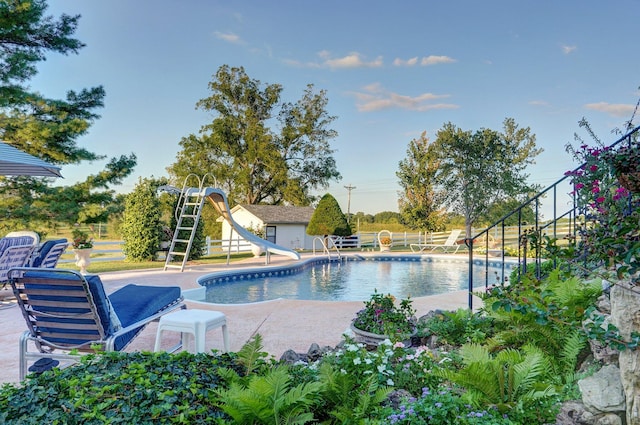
xmin=0 ymin=267 xmax=605 ymax=425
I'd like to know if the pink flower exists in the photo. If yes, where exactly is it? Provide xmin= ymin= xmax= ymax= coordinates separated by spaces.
xmin=596 ymin=196 xmax=605 ymax=203
xmin=575 ymin=183 xmax=585 ymax=190
xmin=589 ymin=165 xmax=598 ymax=172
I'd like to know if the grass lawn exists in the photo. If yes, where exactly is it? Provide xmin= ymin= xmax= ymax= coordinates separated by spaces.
xmin=61 ymin=252 xmax=256 ymax=273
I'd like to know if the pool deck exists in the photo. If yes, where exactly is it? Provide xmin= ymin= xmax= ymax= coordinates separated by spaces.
xmin=0 ymin=252 xmax=484 ymax=385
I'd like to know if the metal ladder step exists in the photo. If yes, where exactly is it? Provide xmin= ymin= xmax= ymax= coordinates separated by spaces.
xmin=168 ymin=251 xmax=187 ymax=256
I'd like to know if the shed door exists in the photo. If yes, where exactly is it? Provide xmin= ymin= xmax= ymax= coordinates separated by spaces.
xmin=265 ymin=226 xmax=276 ymax=243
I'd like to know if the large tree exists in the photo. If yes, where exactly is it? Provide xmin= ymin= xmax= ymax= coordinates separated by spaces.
xmin=169 ymin=65 xmax=341 ymax=207
xmin=0 ymin=0 xmax=136 ymax=234
xmin=433 ymin=118 xmax=542 ymax=237
xmin=396 ymin=131 xmax=446 ymax=231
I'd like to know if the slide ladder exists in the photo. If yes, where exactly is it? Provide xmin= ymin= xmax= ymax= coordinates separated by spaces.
xmin=164 ymin=175 xmax=211 ymax=271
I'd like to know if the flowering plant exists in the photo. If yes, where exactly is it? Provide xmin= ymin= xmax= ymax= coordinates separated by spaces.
xmin=380 ymin=237 xmax=392 ymax=246
xmin=352 ymin=291 xmax=416 ymax=336
xmin=71 ymin=229 xmax=93 ymax=249
xmin=603 ymin=142 xmax=640 ymax=192
xmin=564 ymin=140 xmax=639 ymax=276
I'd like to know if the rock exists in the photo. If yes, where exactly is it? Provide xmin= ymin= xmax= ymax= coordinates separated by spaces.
xmin=588 ymin=339 xmax=620 ymax=365
xmin=596 ymin=294 xmax=611 ymax=315
xmin=610 ymin=280 xmax=640 ymax=425
xmin=306 ymin=343 xmax=331 ymax=361
xmin=555 ymin=401 xmax=595 ymax=425
xmin=280 ymin=349 xmax=303 ymax=364
xmin=384 ymin=389 xmax=413 ymax=409
xmin=578 ymin=365 xmax=625 ymax=413
xmin=595 ymin=413 xmax=622 ymax=425
xmin=555 ymin=401 xmax=623 ymax=425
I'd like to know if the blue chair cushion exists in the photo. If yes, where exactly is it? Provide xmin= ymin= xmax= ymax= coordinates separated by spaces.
xmin=31 ymin=239 xmax=67 ymax=267
xmin=109 ymin=284 xmax=181 ymax=350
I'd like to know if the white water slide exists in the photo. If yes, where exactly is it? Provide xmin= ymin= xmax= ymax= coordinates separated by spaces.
xmin=203 ymin=188 xmax=301 ymax=262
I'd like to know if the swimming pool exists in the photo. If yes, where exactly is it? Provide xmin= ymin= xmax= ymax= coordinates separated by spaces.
xmin=198 ymin=255 xmax=513 ymax=304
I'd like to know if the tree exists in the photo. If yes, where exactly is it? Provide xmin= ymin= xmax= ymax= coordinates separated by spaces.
xmin=121 ymin=178 xmax=163 ymax=261
xmin=373 ymin=211 xmax=402 ymax=224
xmin=306 ymin=193 xmax=351 ymax=237
xmin=433 ymin=118 xmax=542 ymax=237
xmin=396 ymin=132 xmax=447 ymax=231
xmin=0 ymin=1 xmax=136 ymax=233
xmin=168 ymin=65 xmax=341 ymax=207
xmin=480 ymin=198 xmax=537 ymax=227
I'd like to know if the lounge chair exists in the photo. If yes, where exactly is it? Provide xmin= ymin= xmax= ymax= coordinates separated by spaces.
xmin=0 ymin=245 xmax=36 ymax=284
xmin=8 ymin=268 xmax=185 ymax=380
xmin=30 ymin=239 xmax=68 ymax=268
xmin=410 ymin=229 xmax=463 ymax=254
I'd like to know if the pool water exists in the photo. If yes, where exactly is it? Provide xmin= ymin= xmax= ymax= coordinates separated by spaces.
xmin=203 ymin=259 xmax=507 ymax=304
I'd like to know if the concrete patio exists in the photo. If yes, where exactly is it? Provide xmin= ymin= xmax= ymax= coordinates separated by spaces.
xmin=0 ymin=253 xmax=481 ymax=385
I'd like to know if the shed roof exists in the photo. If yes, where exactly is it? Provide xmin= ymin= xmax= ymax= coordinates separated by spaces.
xmin=240 ymin=205 xmax=315 ymax=224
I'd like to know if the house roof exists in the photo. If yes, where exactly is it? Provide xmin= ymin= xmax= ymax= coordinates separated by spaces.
xmin=240 ymin=205 xmax=315 ymax=224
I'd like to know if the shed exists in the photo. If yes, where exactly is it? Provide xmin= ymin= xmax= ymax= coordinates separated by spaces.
xmin=220 ymin=205 xmax=316 ymax=251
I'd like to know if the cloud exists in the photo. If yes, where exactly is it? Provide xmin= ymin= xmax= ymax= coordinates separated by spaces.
xmin=324 ymin=52 xmax=383 ymax=69
xmin=561 ymin=44 xmax=577 ymax=54
xmin=214 ymin=31 xmax=243 ymax=44
xmin=585 ymin=102 xmax=635 ymax=118
xmin=285 ymin=51 xmax=383 ymax=69
xmin=529 ymin=100 xmax=549 ymax=107
xmin=351 ymin=82 xmax=459 ymax=112
xmin=421 ymin=55 xmax=456 ymax=66
xmin=393 ymin=55 xmax=456 ymax=67
xmin=393 ymin=57 xmax=419 ymax=66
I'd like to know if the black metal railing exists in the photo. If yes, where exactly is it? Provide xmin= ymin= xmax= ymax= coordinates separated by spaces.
xmin=465 ymin=125 xmax=640 ymax=309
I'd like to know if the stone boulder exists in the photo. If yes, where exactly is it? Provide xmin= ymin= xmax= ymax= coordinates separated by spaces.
xmin=578 ymin=364 xmax=625 ymax=413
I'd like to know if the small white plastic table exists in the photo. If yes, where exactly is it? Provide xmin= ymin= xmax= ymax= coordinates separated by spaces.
xmin=154 ymin=309 xmax=230 ymax=353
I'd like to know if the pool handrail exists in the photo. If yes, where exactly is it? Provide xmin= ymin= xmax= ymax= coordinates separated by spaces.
xmin=312 ymin=236 xmax=341 ymax=260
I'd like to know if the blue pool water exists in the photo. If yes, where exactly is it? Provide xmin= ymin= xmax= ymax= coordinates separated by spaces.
xmin=201 ymin=257 xmax=510 ymax=304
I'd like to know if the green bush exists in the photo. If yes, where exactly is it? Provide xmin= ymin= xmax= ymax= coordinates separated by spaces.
xmin=121 ymin=178 xmax=164 ymax=261
xmin=417 ymin=309 xmax=494 ymax=346
xmin=0 ymin=351 xmax=237 ymax=424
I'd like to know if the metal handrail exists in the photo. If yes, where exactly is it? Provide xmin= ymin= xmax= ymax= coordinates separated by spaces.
xmin=311 ymin=236 xmax=342 ymax=259
xmin=465 ymin=125 xmax=640 ymax=309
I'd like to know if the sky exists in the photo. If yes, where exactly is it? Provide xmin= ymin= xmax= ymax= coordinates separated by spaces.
xmin=33 ymin=0 xmax=640 ymax=217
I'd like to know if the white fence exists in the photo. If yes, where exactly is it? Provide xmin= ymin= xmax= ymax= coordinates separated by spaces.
xmin=57 ymin=222 xmax=576 ymax=262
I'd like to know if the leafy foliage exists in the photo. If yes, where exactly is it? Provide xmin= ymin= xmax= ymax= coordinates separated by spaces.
xmin=377 ymin=386 xmax=517 ymax=425
xmin=397 ymin=131 xmax=446 ymax=231
xmin=215 ymin=367 xmax=324 ymax=425
xmin=306 ymin=193 xmax=351 ymax=236
xmin=436 ymin=344 xmax=558 ymax=417
xmin=121 ymin=178 xmax=163 ymax=261
xmin=0 ymin=0 xmax=136 ymax=234
xmin=482 ymin=269 xmax=598 ymax=358
xmin=0 ymin=351 xmax=235 ymax=424
xmin=564 ymin=120 xmax=640 ymax=280
xmin=418 ymin=309 xmax=494 ymax=346
xmin=352 ymin=291 xmax=416 ymax=336
xmin=433 ymin=118 xmax=542 ymax=236
xmin=169 ymin=65 xmax=340 ymax=207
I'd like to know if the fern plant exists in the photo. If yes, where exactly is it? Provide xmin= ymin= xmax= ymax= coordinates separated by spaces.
xmin=215 ymin=367 xmax=324 ymax=425
xmin=317 ymin=362 xmax=393 ymax=423
xmin=436 ymin=343 xmax=557 ymax=414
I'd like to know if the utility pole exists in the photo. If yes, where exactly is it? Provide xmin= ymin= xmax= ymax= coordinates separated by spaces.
xmin=344 ymin=184 xmax=356 ymax=223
